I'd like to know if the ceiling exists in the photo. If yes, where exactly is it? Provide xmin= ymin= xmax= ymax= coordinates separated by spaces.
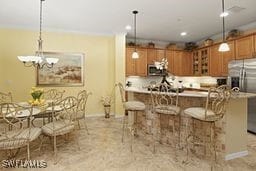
xmin=0 ymin=0 xmax=256 ymax=42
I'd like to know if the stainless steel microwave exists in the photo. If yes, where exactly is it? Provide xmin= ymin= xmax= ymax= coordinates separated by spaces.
xmin=148 ymin=64 xmax=163 ymax=76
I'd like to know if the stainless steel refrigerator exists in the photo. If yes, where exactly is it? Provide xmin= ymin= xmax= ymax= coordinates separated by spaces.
xmin=228 ymin=58 xmax=256 ymax=133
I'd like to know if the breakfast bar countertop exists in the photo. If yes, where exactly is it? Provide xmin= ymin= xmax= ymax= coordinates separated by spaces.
xmin=125 ymin=87 xmax=256 ymax=98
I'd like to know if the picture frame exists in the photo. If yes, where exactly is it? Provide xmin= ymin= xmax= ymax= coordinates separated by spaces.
xmin=36 ymin=52 xmax=84 ymax=86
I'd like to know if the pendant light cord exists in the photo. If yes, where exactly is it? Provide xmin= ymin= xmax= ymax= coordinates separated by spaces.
xmin=38 ymin=0 xmax=45 ymax=54
xmin=133 ymin=10 xmax=138 ymax=52
xmin=222 ymin=0 xmax=225 ymax=42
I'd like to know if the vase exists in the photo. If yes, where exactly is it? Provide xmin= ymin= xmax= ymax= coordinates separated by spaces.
xmin=104 ymin=105 xmax=111 ymax=118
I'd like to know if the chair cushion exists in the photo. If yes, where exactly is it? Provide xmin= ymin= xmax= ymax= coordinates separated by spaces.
xmin=0 ymin=127 xmax=42 ymax=150
xmin=124 ymin=101 xmax=145 ymax=111
xmin=42 ymin=120 xmax=75 ymax=136
xmin=184 ymin=107 xmax=217 ymax=121
xmin=155 ymin=105 xmax=180 ymax=115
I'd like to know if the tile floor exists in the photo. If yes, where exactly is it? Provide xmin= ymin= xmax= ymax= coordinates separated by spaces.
xmin=1 ymin=117 xmax=256 ymax=171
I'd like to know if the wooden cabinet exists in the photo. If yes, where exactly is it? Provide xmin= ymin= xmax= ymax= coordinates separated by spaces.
xmin=222 ymin=41 xmax=235 ymax=76
xmin=192 ymin=51 xmax=200 ymax=75
xmin=192 ymin=48 xmax=209 ymax=76
xmin=166 ymin=50 xmax=174 ymax=74
xmin=126 ymin=47 xmax=147 ymax=76
xmin=209 ymin=45 xmax=222 ymax=76
xmin=167 ymin=50 xmax=192 ymax=76
xmin=254 ymin=34 xmax=256 ymax=56
xmin=147 ymin=48 xmax=165 ymax=65
xmin=235 ymin=35 xmax=254 ymax=59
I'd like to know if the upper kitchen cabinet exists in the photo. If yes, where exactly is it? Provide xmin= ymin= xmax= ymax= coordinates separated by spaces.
xmin=147 ymin=48 xmax=165 ymax=65
xmin=180 ymin=51 xmax=192 ymax=76
xmin=235 ymin=35 xmax=254 ymax=59
xmin=209 ymin=45 xmax=222 ymax=76
xmin=166 ymin=50 xmax=174 ymax=74
xmin=222 ymin=41 xmax=235 ymax=76
xmin=192 ymin=48 xmax=209 ymax=76
xmin=254 ymin=34 xmax=256 ymax=56
xmin=126 ymin=47 xmax=147 ymax=77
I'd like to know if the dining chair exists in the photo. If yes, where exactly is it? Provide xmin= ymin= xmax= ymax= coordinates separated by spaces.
xmin=0 ymin=103 xmax=42 ymax=160
xmin=150 ymin=83 xmax=181 ymax=154
xmin=33 ymin=89 xmax=65 ymax=126
xmin=41 ymin=96 xmax=79 ymax=164
xmin=184 ymin=86 xmax=231 ymax=164
xmin=116 ymin=82 xmax=146 ymax=152
xmin=75 ymin=90 xmax=92 ymax=133
xmin=0 ymin=92 xmax=12 ymax=104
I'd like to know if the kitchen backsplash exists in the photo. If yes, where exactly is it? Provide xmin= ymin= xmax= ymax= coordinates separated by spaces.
xmin=126 ymin=76 xmax=217 ymax=89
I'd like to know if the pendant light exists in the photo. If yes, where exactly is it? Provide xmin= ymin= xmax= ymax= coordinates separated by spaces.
xmin=132 ymin=10 xmax=139 ymax=59
xmin=218 ymin=0 xmax=230 ymax=52
xmin=17 ymin=0 xmax=59 ymax=69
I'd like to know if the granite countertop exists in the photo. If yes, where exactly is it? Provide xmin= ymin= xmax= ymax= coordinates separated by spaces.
xmin=125 ymin=87 xmax=256 ymax=99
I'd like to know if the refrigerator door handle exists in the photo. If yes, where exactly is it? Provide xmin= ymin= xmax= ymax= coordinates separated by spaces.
xmin=243 ymin=70 xmax=246 ymax=91
xmin=239 ymin=69 xmax=243 ymax=90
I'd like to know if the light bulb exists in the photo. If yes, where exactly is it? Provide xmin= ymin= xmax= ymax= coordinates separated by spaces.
xmin=132 ymin=51 xmax=139 ymax=59
xmin=218 ymin=42 xmax=230 ymax=52
xmin=46 ymin=58 xmax=59 ymax=64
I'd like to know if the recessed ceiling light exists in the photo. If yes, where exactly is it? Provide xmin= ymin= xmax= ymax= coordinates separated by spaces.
xmin=125 ymin=25 xmax=132 ymax=30
xmin=220 ymin=11 xmax=229 ymax=17
xmin=180 ymin=32 xmax=187 ymax=36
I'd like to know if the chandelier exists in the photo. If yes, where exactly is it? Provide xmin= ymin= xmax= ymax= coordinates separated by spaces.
xmin=17 ymin=0 xmax=59 ymax=69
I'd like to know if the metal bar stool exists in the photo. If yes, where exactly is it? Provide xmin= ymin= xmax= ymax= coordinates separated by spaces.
xmin=116 ymin=83 xmax=146 ymax=152
xmin=184 ymin=85 xmax=231 ymax=164
xmin=150 ymin=83 xmax=181 ymax=154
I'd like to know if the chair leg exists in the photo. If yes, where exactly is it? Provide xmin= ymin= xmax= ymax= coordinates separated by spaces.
xmin=77 ymin=119 xmax=81 ymax=129
xmin=53 ymin=136 xmax=57 ymax=165
xmin=122 ymin=114 xmax=126 ymax=143
xmin=83 ymin=117 xmax=90 ymax=135
xmin=27 ymin=143 xmax=30 ymax=160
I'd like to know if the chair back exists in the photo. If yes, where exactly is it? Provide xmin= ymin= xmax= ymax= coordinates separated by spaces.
xmin=116 ymin=83 xmax=126 ymax=103
xmin=205 ymin=86 xmax=231 ymax=120
xmin=50 ymin=96 xmax=78 ymax=124
xmin=0 ymin=103 xmax=33 ymax=148
xmin=43 ymin=89 xmax=65 ymax=103
xmin=76 ymin=90 xmax=92 ymax=115
xmin=0 ymin=92 xmax=12 ymax=104
xmin=150 ymin=83 xmax=179 ymax=108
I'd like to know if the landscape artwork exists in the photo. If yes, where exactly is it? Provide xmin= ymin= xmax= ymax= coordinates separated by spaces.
xmin=37 ymin=52 xmax=84 ymax=86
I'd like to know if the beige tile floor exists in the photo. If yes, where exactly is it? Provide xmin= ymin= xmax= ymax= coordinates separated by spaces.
xmin=1 ymin=117 xmax=256 ymax=171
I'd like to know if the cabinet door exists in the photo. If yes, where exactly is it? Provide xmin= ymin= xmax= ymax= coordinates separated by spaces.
xmin=156 ymin=49 xmax=165 ymax=61
xmin=192 ymin=50 xmax=200 ymax=76
xmin=209 ymin=45 xmax=222 ymax=76
xmin=222 ymin=41 xmax=235 ymax=76
xmin=254 ymin=35 xmax=256 ymax=56
xmin=181 ymin=52 xmax=192 ymax=76
xmin=166 ymin=50 xmax=174 ymax=74
xmin=235 ymin=35 xmax=254 ymax=59
xmin=135 ymin=48 xmax=148 ymax=76
xmin=172 ymin=51 xmax=182 ymax=75
xmin=126 ymin=48 xmax=135 ymax=76
xmin=200 ymin=48 xmax=209 ymax=76
xmin=147 ymin=48 xmax=156 ymax=65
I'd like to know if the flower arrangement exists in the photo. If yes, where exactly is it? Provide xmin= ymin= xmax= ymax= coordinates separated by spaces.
xmin=29 ymin=87 xmax=45 ymax=105
xmin=154 ymin=58 xmax=168 ymax=70
xmin=100 ymin=96 xmax=112 ymax=107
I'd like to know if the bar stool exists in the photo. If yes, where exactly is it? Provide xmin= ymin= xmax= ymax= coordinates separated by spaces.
xmin=116 ymin=83 xmax=146 ymax=152
xmin=184 ymin=86 xmax=231 ymax=163
xmin=150 ymin=83 xmax=181 ymax=153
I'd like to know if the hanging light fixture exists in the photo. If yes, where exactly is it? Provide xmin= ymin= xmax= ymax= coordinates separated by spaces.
xmin=218 ymin=0 xmax=230 ymax=52
xmin=132 ymin=10 xmax=139 ymax=59
xmin=17 ymin=0 xmax=59 ymax=69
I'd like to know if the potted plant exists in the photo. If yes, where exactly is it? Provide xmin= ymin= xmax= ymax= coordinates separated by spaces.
xmin=101 ymin=96 xmax=112 ymax=118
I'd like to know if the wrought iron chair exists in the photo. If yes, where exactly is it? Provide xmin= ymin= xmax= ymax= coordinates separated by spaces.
xmin=41 ymin=96 xmax=79 ymax=164
xmin=33 ymin=89 xmax=65 ymax=126
xmin=0 ymin=92 xmax=12 ymax=104
xmin=116 ymin=83 xmax=146 ymax=152
xmin=184 ymin=86 xmax=231 ymax=163
xmin=0 ymin=103 xmax=42 ymax=160
xmin=150 ymin=83 xmax=181 ymax=153
xmin=75 ymin=90 xmax=92 ymax=133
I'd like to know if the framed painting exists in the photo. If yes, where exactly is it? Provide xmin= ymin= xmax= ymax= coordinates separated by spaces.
xmin=36 ymin=52 xmax=84 ymax=86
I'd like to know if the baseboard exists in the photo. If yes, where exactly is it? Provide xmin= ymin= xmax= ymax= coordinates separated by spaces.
xmin=225 ymin=150 xmax=248 ymax=160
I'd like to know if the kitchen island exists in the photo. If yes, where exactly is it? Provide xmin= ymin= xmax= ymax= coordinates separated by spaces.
xmin=126 ymin=87 xmax=256 ymax=160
